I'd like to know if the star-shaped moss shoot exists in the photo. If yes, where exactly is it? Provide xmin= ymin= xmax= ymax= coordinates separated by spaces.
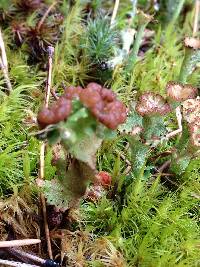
xmin=166 ymin=82 xmax=198 ymax=102
xmin=136 ymin=92 xmax=171 ymax=116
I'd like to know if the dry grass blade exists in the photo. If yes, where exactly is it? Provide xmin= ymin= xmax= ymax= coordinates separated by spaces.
xmin=44 ymin=47 xmax=54 ymax=108
xmin=0 ymin=28 xmax=12 ymax=93
xmin=37 ymin=1 xmax=57 ymax=31
xmin=0 ymin=259 xmax=39 ymax=267
xmin=110 ymin=0 xmax=120 ymax=26
xmin=0 ymin=239 xmax=41 ymax=248
xmin=7 ymin=248 xmax=45 ymax=265
xmin=0 ymin=29 xmax=8 ymax=69
xmin=39 ymin=46 xmax=54 ymax=260
xmin=0 ymin=194 xmax=40 ymax=241
xmin=193 ymin=0 xmax=200 ymax=36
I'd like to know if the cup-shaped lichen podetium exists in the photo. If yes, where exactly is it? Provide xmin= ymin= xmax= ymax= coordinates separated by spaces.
xmin=179 ymin=37 xmax=200 ymax=83
xmin=135 ymin=92 xmax=171 ymax=141
xmin=136 ymin=92 xmax=171 ymax=117
xmin=182 ymin=98 xmax=200 ymax=125
xmin=166 ymin=81 xmax=197 ymax=102
xmin=189 ymin=122 xmax=200 ymax=148
xmin=182 ymin=98 xmax=200 ymax=150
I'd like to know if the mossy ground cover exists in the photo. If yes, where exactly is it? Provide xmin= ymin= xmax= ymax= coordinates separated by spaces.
xmin=0 ymin=1 xmax=200 ymax=266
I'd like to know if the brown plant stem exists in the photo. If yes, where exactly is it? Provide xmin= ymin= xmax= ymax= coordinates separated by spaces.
xmin=155 ymin=160 xmax=179 ymax=186
xmin=153 ymin=173 xmax=174 ymax=177
xmin=7 ymin=248 xmax=45 ymax=265
xmin=0 ymin=28 xmax=12 ymax=93
xmin=37 ymin=1 xmax=57 ymax=31
xmin=119 ymin=152 xmax=132 ymax=175
xmin=39 ymin=46 xmax=54 ymax=260
xmin=51 ymin=88 xmax=59 ymax=100
xmin=0 ymin=259 xmax=39 ymax=267
xmin=157 ymin=160 xmax=171 ymax=173
xmin=150 ymin=151 xmax=172 ymax=162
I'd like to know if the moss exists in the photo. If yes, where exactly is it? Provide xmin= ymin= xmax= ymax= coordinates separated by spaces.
xmin=0 ymin=0 xmax=200 ymax=265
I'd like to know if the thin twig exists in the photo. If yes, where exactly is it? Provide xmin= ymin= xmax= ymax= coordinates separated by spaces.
xmin=39 ymin=46 xmax=54 ymax=260
xmin=166 ymin=128 xmax=182 ymax=139
xmin=124 ymin=165 xmax=131 ymax=175
xmin=119 ymin=152 xmax=131 ymax=167
xmin=51 ymin=88 xmax=59 ymax=100
xmin=7 ymin=248 xmax=45 ymax=265
xmin=155 ymin=160 xmax=179 ymax=186
xmin=0 ymin=57 xmax=12 ymax=93
xmin=157 ymin=160 xmax=171 ymax=173
xmin=37 ymin=1 xmax=57 ymax=31
xmin=0 ymin=239 xmax=41 ymax=248
xmin=193 ymin=0 xmax=200 ymax=36
xmin=0 ymin=28 xmax=12 ymax=93
xmin=110 ymin=0 xmax=120 ymax=26
xmin=41 ymin=195 xmax=52 ymax=258
xmin=44 ymin=47 xmax=54 ymax=108
xmin=150 ymin=150 xmax=172 ymax=162
xmin=0 ymin=259 xmax=39 ymax=267
xmin=152 ymin=172 xmax=174 ymax=177
xmin=39 ymin=143 xmax=45 ymax=180
xmin=163 ymin=176 xmax=179 ymax=186
xmin=166 ymin=106 xmax=182 ymax=139
xmin=176 ymin=106 xmax=182 ymax=130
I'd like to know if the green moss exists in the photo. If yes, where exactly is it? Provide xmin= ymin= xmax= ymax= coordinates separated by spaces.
xmin=0 ymin=1 xmax=200 ymax=265
xmin=82 ymin=177 xmax=200 ymax=266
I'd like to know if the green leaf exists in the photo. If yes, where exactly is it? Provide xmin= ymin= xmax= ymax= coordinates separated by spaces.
xmin=119 ymin=109 xmax=143 ymax=134
xmin=128 ymin=137 xmax=149 ymax=177
xmin=175 ymin=123 xmax=190 ymax=152
xmin=47 ymin=129 xmax=61 ymax=145
xmin=45 ymin=103 xmax=98 ymax=152
xmin=68 ymin=107 xmax=88 ymax=122
xmin=170 ymin=155 xmax=191 ymax=175
xmin=67 ymin=133 xmax=102 ymax=168
xmin=179 ymin=49 xmax=200 ymax=83
xmin=142 ymin=116 xmax=166 ymax=141
xmin=97 ymin=125 xmax=117 ymax=140
xmin=44 ymin=147 xmax=56 ymax=180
